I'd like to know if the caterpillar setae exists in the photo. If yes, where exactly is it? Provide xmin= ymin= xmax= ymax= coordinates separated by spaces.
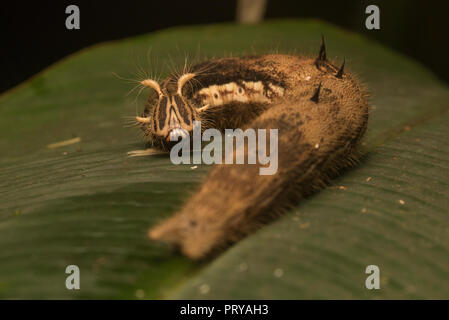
xmin=129 ymin=38 xmax=369 ymax=259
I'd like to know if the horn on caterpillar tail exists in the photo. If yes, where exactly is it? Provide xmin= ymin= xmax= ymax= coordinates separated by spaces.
xmin=315 ymin=35 xmax=327 ymax=63
xmin=336 ymin=58 xmax=345 ymax=79
xmin=310 ymin=82 xmax=322 ymax=103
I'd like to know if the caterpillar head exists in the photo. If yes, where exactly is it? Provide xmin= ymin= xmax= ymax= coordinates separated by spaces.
xmin=137 ymin=73 xmax=204 ymax=147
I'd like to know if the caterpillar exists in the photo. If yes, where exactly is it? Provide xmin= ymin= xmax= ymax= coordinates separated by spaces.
xmin=129 ymin=38 xmax=369 ymax=259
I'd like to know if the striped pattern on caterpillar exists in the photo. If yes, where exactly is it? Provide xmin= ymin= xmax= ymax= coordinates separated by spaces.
xmin=130 ymin=38 xmax=369 ymax=259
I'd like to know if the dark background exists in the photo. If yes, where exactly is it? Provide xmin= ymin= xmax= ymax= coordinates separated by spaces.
xmin=2 ymin=0 xmax=448 ymax=93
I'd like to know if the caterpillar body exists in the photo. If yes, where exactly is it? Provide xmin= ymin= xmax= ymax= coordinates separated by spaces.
xmin=131 ymin=39 xmax=369 ymax=259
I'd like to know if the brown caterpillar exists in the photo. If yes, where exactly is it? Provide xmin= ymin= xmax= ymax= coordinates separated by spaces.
xmin=130 ymin=38 xmax=369 ymax=259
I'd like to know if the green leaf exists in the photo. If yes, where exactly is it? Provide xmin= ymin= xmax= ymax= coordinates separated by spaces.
xmin=0 ymin=19 xmax=448 ymax=299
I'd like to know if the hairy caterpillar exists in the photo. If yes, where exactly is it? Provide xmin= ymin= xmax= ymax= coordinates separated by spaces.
xmin=130 ymin=38 xmax=369 ymax=259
